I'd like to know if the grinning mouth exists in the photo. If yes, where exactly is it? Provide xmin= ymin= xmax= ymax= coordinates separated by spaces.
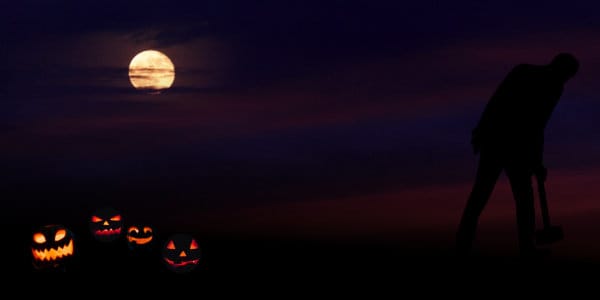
xmin=164 ymin=257 xmax=200 ymax=267
xmin=128 ymin=236 xmax=153 ymax=244
xmin=32 ymin=239 xmax=74 ymax=261
xmin=94 ymin=228 xmax=121 ymax=236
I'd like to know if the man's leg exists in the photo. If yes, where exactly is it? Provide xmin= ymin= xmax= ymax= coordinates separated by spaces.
xmin=505 ymin=165 xmax=536 ymax=256
xmin=456 ymin=152 xmax=502 ymax=255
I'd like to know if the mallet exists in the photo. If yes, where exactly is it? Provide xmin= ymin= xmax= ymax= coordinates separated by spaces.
xmin=535 ymin=173 xmax=564 ymax=245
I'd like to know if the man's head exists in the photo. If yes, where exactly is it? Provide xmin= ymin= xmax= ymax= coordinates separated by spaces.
xmin=549 ymin=52 xmax=579 ymax=83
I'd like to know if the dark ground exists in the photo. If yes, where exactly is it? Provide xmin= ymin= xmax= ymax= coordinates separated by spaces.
xmin=10 ymin=223 xmax=600 ymax=284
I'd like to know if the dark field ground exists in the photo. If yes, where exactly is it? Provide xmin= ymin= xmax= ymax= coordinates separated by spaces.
xmin=9 ymin=223 xmax=600 ymax=285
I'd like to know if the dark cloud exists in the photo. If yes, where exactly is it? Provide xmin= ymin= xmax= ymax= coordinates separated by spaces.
xmin=0 ymin=107 xmax=475 ymax=204
xmin=5 ymin=0 xmax=600 ymax=44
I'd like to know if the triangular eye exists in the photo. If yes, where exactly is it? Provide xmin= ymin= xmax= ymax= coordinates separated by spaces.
xmin=190 ymin=239 xmax=199 ymax=250
xmin=110 ymin=215 xmax=121 ymax=221
xmin=166 ymin=240 xmax=176 ymax=249
xmin=33 ymin=233 xmax=46 ymax=244
xmin=143 ymin=227 xmax=152 ymax=234
xmin=91 ymin=216 xmax=103 ymax=223
xmin=128 ymin=226 xmax=139 ymax=234
xmin=55 ymin=229 xmax=66 ymax=241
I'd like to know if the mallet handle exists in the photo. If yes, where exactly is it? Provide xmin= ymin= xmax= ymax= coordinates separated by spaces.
xmin=536 ymin=173 xmax=551 ymax=228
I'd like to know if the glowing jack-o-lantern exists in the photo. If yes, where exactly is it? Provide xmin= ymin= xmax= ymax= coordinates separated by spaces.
xmin=126 ymin=225 xmax=154 ymax=247
xmin=89 ymin=207 xmax=123 ymax=242
xmin=31 ymin=224 xmax=75 ymax=270
xmin=161 ymin=233 xmax=201 ymax=273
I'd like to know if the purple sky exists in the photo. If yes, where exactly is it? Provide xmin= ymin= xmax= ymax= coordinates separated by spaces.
xmin=3 ymin=0 xmax=600 ymax=260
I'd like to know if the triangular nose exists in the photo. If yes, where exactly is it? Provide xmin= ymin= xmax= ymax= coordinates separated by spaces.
xmin=103 ymin=221 xmax=109 ymax=226
xmin=179 ymin=251 xmax=187 ymax=257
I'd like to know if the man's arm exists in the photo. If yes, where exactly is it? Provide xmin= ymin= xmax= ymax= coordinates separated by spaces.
xmin=472 ymin=65 xmax=524 ymax=154
xmin=531 ymin=85 xmax=564 ymax=181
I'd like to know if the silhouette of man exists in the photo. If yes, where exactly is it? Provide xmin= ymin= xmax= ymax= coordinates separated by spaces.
xmin=456 ymin=53 xmax=579 ymax=257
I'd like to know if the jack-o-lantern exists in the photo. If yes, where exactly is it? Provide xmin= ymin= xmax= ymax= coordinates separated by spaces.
xmin=31 ymin=224 xmax=75 ymax=270
xmin=161 ymin=233 xmax=201 ymax=273
xmin=89 ymin=207 xmax=123 ymax=242
xmin=126 ymin=224 xmax=154 ymax=248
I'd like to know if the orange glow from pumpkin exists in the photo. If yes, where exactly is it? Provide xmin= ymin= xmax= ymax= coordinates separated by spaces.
xmin=32 ymin=239 xmax=74 ymax=262
xmin=110 ymin=215 xmax=121 ymax=221
xmin=190 ymin=239 xmax=199 ymax=250
xmin=33 ymin=233 xmax=46 ymax=244
xmin=164 ymin=257 xmax=200 ymax=267
xmin=91 ymin=216 xmax=103 ymax=223
xmin=128 ymin=235 xmax=153 ymax=245
xmin=55 ymin=229 xmax=66 ymax=241
xmin=166 ymin=240 xmax=176 ymax=249
xmin=126 ymin=226 xmax=153 ymax=245
xmin=179 ymin=251 xmax=187 ymax=257
xmin=94 ymin=227 xmax=121 ymax=236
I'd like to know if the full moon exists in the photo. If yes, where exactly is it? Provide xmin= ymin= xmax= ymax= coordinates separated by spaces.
xmin=128 ymin=50 xmax=175 ymax=93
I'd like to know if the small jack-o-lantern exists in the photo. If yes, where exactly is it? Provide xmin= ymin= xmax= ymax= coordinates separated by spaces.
xmin=126 ymin=224 xmax=154 ymax=248
xmin=89 ymin=207 xmax=123 ymax=242
xmin=161 ymin=233 xmax=201 ymax=273
xmin=31 ymin=224 xmax=75 ymax=270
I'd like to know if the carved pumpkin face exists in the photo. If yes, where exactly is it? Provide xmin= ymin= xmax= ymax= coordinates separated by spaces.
xmin=126 ymin=225 xmax=154 ymax=247
xmin=31 ymin=224 xmax=75 ymax=270
xmin=89 ymin=207 xmax=123 ymax=242
xmin=161 ymin=234 xmax=201 ymax=273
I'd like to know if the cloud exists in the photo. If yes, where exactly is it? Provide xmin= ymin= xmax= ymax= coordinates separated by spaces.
xmin=171 ymin=166 xmax=600 ymax=244
xmin=5 ymin=27 xmax=600 ymax=172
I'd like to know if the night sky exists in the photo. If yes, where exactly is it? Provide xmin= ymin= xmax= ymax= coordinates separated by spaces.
xmin=4 ymin=0 xmax=600 ymax=272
